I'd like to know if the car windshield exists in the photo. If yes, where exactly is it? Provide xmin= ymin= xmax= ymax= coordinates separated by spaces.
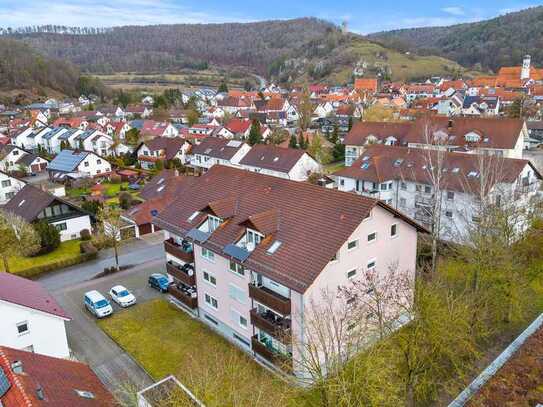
xmin=95 ymin=299 xmax=109 ymax=308
xmin=157 ymin=277 xmax=168 ymax=285
xmin=117 ymin=290 xmax=130 ymax=297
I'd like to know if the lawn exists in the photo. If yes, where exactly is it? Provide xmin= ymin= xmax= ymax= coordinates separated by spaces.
xmin=324 ymin=161 xmax=345 ymax=174
xmin=98 ymin=299 xmax=297 ymax=407
xmin=1 ymin=240 xmax=82 ymax=275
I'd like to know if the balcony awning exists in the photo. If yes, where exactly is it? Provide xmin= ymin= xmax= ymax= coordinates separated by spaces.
xmin=185 ymin=228 xmax=210 ymax=243
xmin=224 ymin=244 xmax=251 ymax=262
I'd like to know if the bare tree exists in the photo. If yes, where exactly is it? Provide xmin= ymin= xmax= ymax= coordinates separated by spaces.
xmin=0 ymin=210 xmax=40 ymax=273
xmin=97 ymin=205 xmax=124 ymax=270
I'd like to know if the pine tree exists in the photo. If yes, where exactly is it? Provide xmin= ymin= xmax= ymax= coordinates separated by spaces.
xmin=289 ymin=134 xmax=298 ymax=149
xmin=218 ymin=80 xmax=229 ymax=93
xmin=248 ymin=119 xmax=262 ymax=145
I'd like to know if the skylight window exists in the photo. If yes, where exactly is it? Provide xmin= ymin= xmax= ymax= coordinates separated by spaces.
xmin=361 ymin=163 xmax=370 ymax=170
xmin=75 ymin=390 xmax=95 ymax=399
xmin=393 ymin=159 xmax=404 ymax=167
xmin=267 ymin=240 xmax=282 ymax=254
xmin=188 ymin=211 xmax=200 ymax=222
xmin=157 ymin=178 xmax=164 ymax=184
xmin=157 ymin=185 xmax=165 ymax=192
xmin=468 ymin=171 xmax=479 ymax=177
xmin=18 ymin=200 xmax=25 ymax=207
xmin=362 ymin=156 xmax=370 ymax=161
xmin=452 ymin=167 xmax=460 ymax=173
xmin=273 ymin=157 xmax=279 ymax=162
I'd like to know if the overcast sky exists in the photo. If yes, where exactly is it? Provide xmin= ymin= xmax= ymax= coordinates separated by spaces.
xmin=0 ymin=1 xmax=539 ymax=34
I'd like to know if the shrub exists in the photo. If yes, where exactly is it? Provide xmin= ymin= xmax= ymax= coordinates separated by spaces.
xmin=34 ymin=221 xmax=60 ymax=255
xmin=110 ymin=174 xmax=122 ymax=184
xmin=119 ymin=191 xmax=133 ymax=210
xmin=16 ymin=251 xmax=98 ymax=279
xmin=80 ymin=229 xmax=92 ymax=241
xmin=81 ymin=200 xmax=103 ymax=215
xmin=80 ymin=241 xmax=98 ymax=254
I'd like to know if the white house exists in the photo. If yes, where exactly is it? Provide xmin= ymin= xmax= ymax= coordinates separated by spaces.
xmin=239 ymin=144 xmax=322 ymax=182
xmin=333 ymin=144 xmax=541 ymax=242
xmin=189 ymin=137 xmax=251 ymax=173
xmin=4 ymin=184 xmax=93 ymax=241
xmin=0 ymin=273 xmax=70 ymax=359
xmin=0 ymin=170 xmax=25 ymax=203
xmin=136 ymin=137 xmax=192 ymax=169
xmin=48 ymin=149 xmax=112 ymax=179
xmin=0 ymin=145 xmax=48 ymax=174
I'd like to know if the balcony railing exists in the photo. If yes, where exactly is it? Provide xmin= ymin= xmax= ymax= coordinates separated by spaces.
xmin=166 ymin=261 xmax=195 ymax=286
xmin=249 ymin=284 xmax=291 ymax=315
xmin=169 ymin=284 xmax=198 ymax=309
xmin=415 ymin=195 xmax=434 ymax=207
xmin=251 ymin=335 xmax=292 ymax=373
xmin=250 ymin=308 xmax=291 ymax=339
xmin=164 ymin=238 xmax=194 ymax=264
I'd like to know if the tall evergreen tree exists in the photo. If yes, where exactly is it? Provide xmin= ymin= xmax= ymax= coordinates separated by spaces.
xmin=248 ymin=119 xmax=262 ymax=145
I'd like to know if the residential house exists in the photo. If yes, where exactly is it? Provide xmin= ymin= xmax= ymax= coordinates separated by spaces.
xmin=136 ymin=137 xmax=191 ymax=169
xmin=354 ymin=78 xmax=379 ymax=94
xmin=153 ymin=165 xmax=425 ymax=377
xmin=74 ymin=129 xmax=113 ymax=156
xmin=461 ymin=96 xmax=501 ymax=116
xmin=0 ymin=170 xmax=25 ymax=203
xmin=0 ymin=145 xmax=48 ymax=174
xmin=0 ymin=273 xmax=70 ymax=358
xmin=0 ymin=345 xmax=116 ymax=406
xmin=333 ymin=144 xmax=541 ymax=242
xmin=4 ymin=184 xmax=93 ymax=241
xmin=48 ymin=149 xmax=111 ymax=179
xmin=125 ymin=104 xmax=152 ymax=118
xmin=343 ymin=122 xmax=413 ymax=166
xmin=131 ymin=120 xmax=179 ymax=139
xmin=239 ymin=144 xmax=321 ymax=181
xmin=190 ymin=138 xmax=251 ymax=173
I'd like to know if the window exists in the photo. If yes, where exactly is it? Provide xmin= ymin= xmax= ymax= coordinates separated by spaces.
xmin=416 ymin=184 xmax=422 ymax=192
xmin=388 ymin=182 xmax=393 ymax=190
xmin=55 ymin=222 xmax=67 ymax=231
xmin=229 ymin=261 xmax=245 ymax=277
xmin=424 ymin=185 xmax=432 ymax=194
xmin=340 ymin=179 xmax=345 ymax=186
xmin=203 ymin=271 xmax=216 ymax=286
xmin=380 ymin=183 xmax=387 ymax=191
xmin=84 ymin=161 xmax=89 ymax=167
xmin=445 ymin=211 xmax=453 ymax=218
xmin=347 ymin=269 xmax=357 ymax=279
xmin=201 ymin=247 xmax=215 ymax=261
xmin=367 ymin=232 xmax=377 ymax=243
xmin=347 ymin=240 xmax=358 ymax=250
xmin=246 ymin=229 xmax=263 ymax=246
xmin=16 ymin=321 xmax=29 ymax=335
xmin=367 ymin=259 xmax=376 ymax=271
xmin=400 ymin=198 xmax=407 ymax=207
xmin=400 ymin=182 xmax=407 ymax=190
xmin=97 ymin=159 xmax=102 ymax=165
xmin=231 ymin=309 xmax=248 ymax=329
xmin=5 ymin=191 xmax=15 ymax=200
xmin=1 ymin=180 xmax=11 ymax=188
xmin=208 ymin=215 xmax=221 ymax=232
xmin=447 ymin=191 xmax=454 ymax=201
xmin=390 ymin=224 xmax=398 ymax=237
xmin=204 ymin=293 xmax=218 ymax=309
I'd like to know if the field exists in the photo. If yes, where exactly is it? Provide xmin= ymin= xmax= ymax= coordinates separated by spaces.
xmin=94 ymin=67 xmax=257 ymax=92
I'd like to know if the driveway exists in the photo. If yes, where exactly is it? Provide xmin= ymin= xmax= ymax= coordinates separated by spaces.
xmin=39 ymin=234 xmax=170 ymax=400
xmin=39 ymin=233 xmax=166 ymax=292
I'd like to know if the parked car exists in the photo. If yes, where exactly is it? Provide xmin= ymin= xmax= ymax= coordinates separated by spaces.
xmin=148 ymin=273 xmax=171 ymax=293
xmin=109 ymin=285 xmax=136 ymax=307
xmin=128 ymin=183 xmax=141 ymax=191
xmin=84 ymin=290 xmax=113 ymax=318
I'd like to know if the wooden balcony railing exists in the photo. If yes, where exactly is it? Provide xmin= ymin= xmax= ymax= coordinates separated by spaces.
xmin=166 ymin=261 xmax=196 ymax=286
xmin=164 ymin=238 xmax=194 ymax=264
xmin=248 ymin=284 xmax=291 ymax=315
xmin=251 ymin=336 xmax=292 ymax=373
xmin=250 ymin=308 xmax=291 ymax=339
xmin=169 ymin=285 xmax=198 ymax=309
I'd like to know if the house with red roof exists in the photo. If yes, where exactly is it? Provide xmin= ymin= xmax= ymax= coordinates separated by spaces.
xmin=0 ymin=345 xmax=115 ymax=406
xmin=0 ymin=273 xmax=70 ymax=359
xmin=354 ymin=78 xmax=379 ymax=93
xmin=136 ymin=137 xmax=191 ymax=169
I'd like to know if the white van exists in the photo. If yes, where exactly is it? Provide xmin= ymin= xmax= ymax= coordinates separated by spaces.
xmin=84 ymin=290 xmax=113 ymax=318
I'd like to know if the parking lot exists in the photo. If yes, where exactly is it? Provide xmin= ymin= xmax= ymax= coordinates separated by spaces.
xmin=49 ymin=257 xmax=169 ymax=398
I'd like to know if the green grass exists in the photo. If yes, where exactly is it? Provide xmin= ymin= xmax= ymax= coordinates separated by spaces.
xmin=1 ymin=240 xmax=82 ymax=274
xmin=67 ymin=187 xmax=90 ymax=198
xmin=98 ymin=299 xmax=295 ymax=407
xmin=324 ymin=161 xmax=345 ymax=174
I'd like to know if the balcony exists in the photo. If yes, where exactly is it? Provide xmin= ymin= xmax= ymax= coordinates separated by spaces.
xmin=415 ymin=195 xmax=434 ymax=207
xmin=166 ymin=261 xmax=195 ymax=286
xmin=251 ymin=336 xmax=292 ymax=373
xmin=250 ymin=308 xmax=291 ymax=339
xmin=164 ymin=238 xmax=194 ymax=264
xmin=249 ymin=284 xmax=291 ymax=315
xmin=169 ymin=284 xmax=198 ymax=309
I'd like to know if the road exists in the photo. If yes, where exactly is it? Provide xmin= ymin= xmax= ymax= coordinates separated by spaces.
xmin=253 ymin=74 xmax=268 ymax=90
xmin=39 ymin=234 xmax=169 ymax=400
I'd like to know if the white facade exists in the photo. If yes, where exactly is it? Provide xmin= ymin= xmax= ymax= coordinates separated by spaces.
xmin=241 ymin=153 xmax=322 ymax=182
xmin=0 ymin=172 xmax=25 ymax=203
xmin=0 ymin=300 xmax=70 ymax=359
xmin=190 ymin=143 xmax=251 ymax=172
xmin=51 ymin=214 xmax=92 ymax=241
xmin=76 ymin=152 xmax=112 ymax=177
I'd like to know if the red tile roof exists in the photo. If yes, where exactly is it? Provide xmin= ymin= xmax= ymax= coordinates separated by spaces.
xmin=344 ymin=121 xmax=413 ymax=147
xmin=239 ymin=144 xmax=306 ymax=174
xmin=154 ymin=165 xmax=426 ymax=293
xmin=225 ymin=118 xmax=251 ymax=134
xmin=0 ymin=273 xmax=69 ymax=319
xmin=0 ymin=346 xmax=115 ymax=406
xmin=190 ymin=137 xmax=247 ymax=160
xmin=354 ymin=78 xmax=378 ymax=93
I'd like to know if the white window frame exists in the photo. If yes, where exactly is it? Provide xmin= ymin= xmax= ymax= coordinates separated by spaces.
xmin=367 ymin=232 xmax=377 ymax=243
xmin=16 ymin=321 xmax=29 ymax=336
xmin=347 ymin=239 xmax=358 ymax=251
xmin=366 ymin=259 xmax=376 ymax=272
xmin=204 ymin=293 xmax=218 ymax=310
xmin=203 ymin=270 xmax=217 ymax=287
xmin=201 ymin=247 xmax=215 ymax=262
xmin=347 ymin=269 xmax=357 ymax=279
xmin=229 ymin=261 xmax=245 ymax=277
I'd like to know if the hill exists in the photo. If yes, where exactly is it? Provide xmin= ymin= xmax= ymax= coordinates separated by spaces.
xmin=0 ymin=38 xmax=107 ymax=103
xmin=5 ymin=18 xmax=465 ymax=85
xmin=369 ymin=6 xmax=543 ymax=72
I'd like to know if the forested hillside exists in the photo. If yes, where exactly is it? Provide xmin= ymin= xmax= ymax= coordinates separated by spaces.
xmin=4 ymin=18 xmax=465 ymax=84
xmin=0 ymin=38 xmax=106 ymax=100
xmin=369 ymin=6 xmax=543 ymax=71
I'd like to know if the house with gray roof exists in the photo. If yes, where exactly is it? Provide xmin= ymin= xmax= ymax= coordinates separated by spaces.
xmin=48 ymin=149 xmax=111 ymax=179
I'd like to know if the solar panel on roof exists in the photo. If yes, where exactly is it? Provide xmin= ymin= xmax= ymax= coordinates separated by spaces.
xmin=226 ymin=140 xmax=242 ymax=147
xmin=0 ymin=366 xmax=11 ymax=397
xmin=48 ymin=150 xmax=87 ymax=172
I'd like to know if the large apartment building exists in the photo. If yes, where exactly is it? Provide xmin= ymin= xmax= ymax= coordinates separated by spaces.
xmin=154 ymin=165 xmax=425 ymax=377
xmin=334 ymin=145 xmax=541 ymax=242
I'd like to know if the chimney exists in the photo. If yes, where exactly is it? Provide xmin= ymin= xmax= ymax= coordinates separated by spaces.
xmin=521 ymin=55 xmax=531 ymax=80
xmin=11 ymin=360 xmax=23 ymax=374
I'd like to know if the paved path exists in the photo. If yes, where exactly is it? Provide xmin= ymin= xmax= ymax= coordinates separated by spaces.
xmin=38 ymin=234 xmax=169 ymax=400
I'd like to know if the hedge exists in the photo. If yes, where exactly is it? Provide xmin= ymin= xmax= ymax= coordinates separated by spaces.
xmin=15 ymin=251 xmax=98 ymax=279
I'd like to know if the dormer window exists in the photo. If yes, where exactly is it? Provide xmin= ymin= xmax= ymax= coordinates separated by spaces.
xmin=236 ymin=228 xmax=264 ymax=252
xmin=199 ymin=214 xmax=222 ymax=233
xmin=464 ymin=132 xmax=481 ymax=143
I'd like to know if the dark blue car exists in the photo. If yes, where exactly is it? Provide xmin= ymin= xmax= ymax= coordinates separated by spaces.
xmin=148 ymin=273 xmax=171 ymax=293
